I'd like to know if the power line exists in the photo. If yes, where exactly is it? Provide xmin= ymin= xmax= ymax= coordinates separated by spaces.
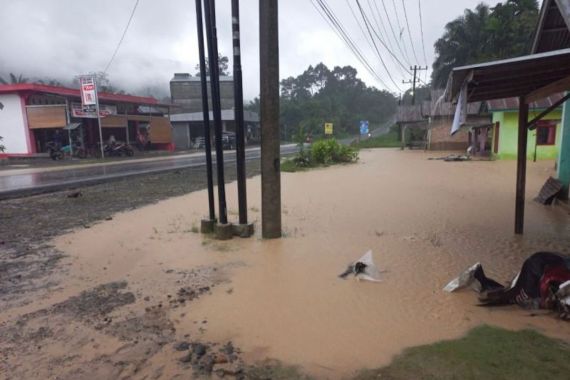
xmin=417 ymin=0 xmax=428 ymax=65
xmin=389 ymin=0 xmax=411 ymax=63
xmin=314 ymin=0 xmax=386 ymax=86
xmin=355 ymin=0 xmax=402 ymax=91
xmin=365 ymin=0 xmax=407 ymax=78
xmin=311 ymin=0 xmax=390 ymax=89
xmin=345 ymin=0 xmax=400 ymax=91
xmin=401 ymin=0 xmax=419 ymax=63
xmin=418 ymin=0 xmax=430 ymax=84
xmin=103 ymin=0 xmax=140 ymax=74
xmin=379 ymin=0 xmax=411 ymax=66
xmin=355 ymin=1 xmax=411 ymax=76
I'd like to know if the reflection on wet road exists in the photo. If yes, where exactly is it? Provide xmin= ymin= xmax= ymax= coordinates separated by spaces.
xmin=0 ymin=145 xmax=298 ymax=197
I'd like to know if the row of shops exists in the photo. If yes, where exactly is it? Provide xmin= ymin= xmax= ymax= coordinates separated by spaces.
xmin=397 ymin=89 xmax=564 ymax=161
xmin=0 ymin=83 xmax=173 ymax=157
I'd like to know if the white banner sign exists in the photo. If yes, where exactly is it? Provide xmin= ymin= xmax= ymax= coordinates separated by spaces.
xmin=80 ymin=77 xmax=97 ymax=106
xmin=71 ymin=103 xmax=117 ymax=118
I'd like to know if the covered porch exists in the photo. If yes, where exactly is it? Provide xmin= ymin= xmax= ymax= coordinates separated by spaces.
xmin=447 ymin=48 xmax=570 ymax=234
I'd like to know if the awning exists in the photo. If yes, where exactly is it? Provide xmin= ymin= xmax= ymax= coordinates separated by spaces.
xmin=101 ymin=115 xmax=127 ymax=128
xmin=26 ymin=105 xmax=67 ymax=129
xmin=447 ymin=48 xmax=570 ymax=104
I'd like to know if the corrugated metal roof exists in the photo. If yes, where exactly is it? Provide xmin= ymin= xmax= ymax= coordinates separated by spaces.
xmin=429 ymin=89 xmax=483 ymax=116
xmin=447 ymin=48 xmax=570 ymax=102
xmin=532 ymin=0 xmax=570 ymax=53
xmin=487 ymin=93 xmax=565 ymax=111
xmin=396 ymin=104 xmax=427 ymax=124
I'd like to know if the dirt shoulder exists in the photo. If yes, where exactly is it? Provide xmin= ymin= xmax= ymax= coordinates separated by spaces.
xmin=0 ymin=161 xmax=259 ymax=309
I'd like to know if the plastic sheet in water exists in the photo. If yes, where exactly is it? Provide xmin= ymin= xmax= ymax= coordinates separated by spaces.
xmin=443 ymin=262 xmax=481 ymax=292
xmin=339 ymin=250 xmax=382 ymax=282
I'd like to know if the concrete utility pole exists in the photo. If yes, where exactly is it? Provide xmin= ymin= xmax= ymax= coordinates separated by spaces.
xmin=195 ymin=0 xmax=216 ymax=232
xmin=204 ymin=0 xmax=232 ymax=240
xmin=260 ymin=0 xmax=281 ymax=239
xmin=232 ymin=0 xmax=253 ymax=238
xmin=402 ymin=65 xmax=428 ymax=105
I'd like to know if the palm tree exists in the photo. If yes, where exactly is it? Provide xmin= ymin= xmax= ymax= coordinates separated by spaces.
xmin=431 ymin=1 xmax=539 ymax=89
xmin=431 ymin=4 xmax=491 ymax=88
xmin=0 ymin=73 xmax=29 ymax=85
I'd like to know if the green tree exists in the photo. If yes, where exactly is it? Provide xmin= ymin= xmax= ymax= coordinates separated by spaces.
xmin=195 ymin=54 xmax=230 ymax=77
xmin=431 ymin=0 xmax=539 ymax=88
xmin=279 ymin=63 xmax=396 ymax=137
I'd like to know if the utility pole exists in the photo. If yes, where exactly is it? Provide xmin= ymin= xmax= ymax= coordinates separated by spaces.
xmin=260 ymin=0 xmax=281 ymax=239
xmin=232 ymin=0 xmax=253 ymax=237
xmin=401 ymin=65 xmax=428 ymax=150
xmin=204 ymin=0 xmax=233 ymax=240
xmin=402 ymin=65 xmax=428 ymax=105
xmin=195 ymin=0 xmax=216 ymax=233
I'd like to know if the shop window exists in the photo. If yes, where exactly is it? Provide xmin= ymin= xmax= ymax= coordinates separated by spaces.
xmin=536 ymin=122 xmax=556 ymax=146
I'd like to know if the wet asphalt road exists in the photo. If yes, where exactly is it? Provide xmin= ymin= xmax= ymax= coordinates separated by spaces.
xmin=0 ymin=144 xmax=298 ymax=199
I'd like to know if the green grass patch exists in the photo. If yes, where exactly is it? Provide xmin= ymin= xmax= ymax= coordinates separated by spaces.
xmin=353 ymin=129 xmax=401 ymax=149
xmin=245 ymin=359 xmax=314 ymax=380
xmin=354 ymin=325 xmax=570 ymax=380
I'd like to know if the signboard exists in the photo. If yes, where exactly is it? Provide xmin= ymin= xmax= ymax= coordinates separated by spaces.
xmin=80 ymin=77 xmax=97 ymax=106
xmin=359 ymin=120 xmax=369 ymax=135
xmin=71 ymin=103 xmax=117 ymax=118
xmin=324 ymin=122 xmax=333 ymax=135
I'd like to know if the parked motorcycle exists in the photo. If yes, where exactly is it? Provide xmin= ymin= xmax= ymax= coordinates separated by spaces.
xmin=46 ymin=141 xmax=64 ymax=160
xmin=104 ymin=142 xmax=134 ymax=157
xmin=61 ymin=142 xmax=87 ymax=159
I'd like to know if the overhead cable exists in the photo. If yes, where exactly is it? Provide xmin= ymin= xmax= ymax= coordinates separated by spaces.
xmin=103 ymin=0 xmax=140 ymax=74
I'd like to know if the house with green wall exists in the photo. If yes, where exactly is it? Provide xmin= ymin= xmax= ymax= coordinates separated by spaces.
xmin=489 ymin=95 xmax=563 ymax=160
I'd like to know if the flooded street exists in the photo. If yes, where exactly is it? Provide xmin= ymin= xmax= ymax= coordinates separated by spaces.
xmin=2 ymin=149 xmax=569 ymax=379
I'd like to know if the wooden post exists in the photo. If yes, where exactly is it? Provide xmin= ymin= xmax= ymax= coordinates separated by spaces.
xmin=515 ymin=96 xmax=529 ymax=235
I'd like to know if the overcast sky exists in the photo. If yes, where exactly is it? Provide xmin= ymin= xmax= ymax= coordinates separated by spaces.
xmin=0 ymin=0 xmax=509 ymax=100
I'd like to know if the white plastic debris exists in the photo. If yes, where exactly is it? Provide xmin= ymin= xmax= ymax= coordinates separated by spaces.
xmin=356 ymin=250 xmax=382 ymax=282
xmin=338 ymin=250 xmax=382 ymax=282
xmin=443 ymin=262 xmax=481 ymax=292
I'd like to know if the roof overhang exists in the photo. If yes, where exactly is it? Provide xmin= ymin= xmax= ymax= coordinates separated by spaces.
xmin=532 ymin=0 xmax=570 ymax=53
xmin=447 ymin=48 xmax=570 ymax=104
xmin=0 ymin=83 xmax=162 ymax=106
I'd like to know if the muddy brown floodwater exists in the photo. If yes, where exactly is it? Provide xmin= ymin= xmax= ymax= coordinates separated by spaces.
xmin=1 ymin=149 xmax=570 ymax=379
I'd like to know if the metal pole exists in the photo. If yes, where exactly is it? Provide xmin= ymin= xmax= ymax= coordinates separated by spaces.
xmin=232 ymin=0 xmax=248 ymax=225
xmin=125 ymin=108 xmax=130 ymax=146
xmin=411 ymin=65 xmax=417 ymax=106
xmin=515 ymin=96 xmax=529 ymax=234
xmin=196 ymin=0 xmax=216 ymax=222
xmin=93 ymin=78 xmax=105 ymax=159
xmin=204 ymin=0 xmax=228 ymax=225
xmin=260 ymin=0 xmax=281 ymax=238
xmin=65 ymin=98 xmax=73 ymax=157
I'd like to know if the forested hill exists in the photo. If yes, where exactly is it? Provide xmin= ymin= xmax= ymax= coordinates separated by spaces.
xmin=263 ymin=63 xmax=397 ymax=137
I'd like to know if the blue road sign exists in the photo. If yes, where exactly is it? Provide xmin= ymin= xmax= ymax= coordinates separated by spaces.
xmin=360 ymin=120 xmax=369 ymax=135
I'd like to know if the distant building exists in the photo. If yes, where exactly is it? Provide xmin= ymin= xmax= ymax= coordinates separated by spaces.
xmin=396 ymin=90 xmax=491 ymax=152
xmin=0 ymin=83 xmax=173 ymax=157
xmin=168 ymin=73 xmax=259 ymax=150
xmin=170 ymin=73 xmax=234 ymax=114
